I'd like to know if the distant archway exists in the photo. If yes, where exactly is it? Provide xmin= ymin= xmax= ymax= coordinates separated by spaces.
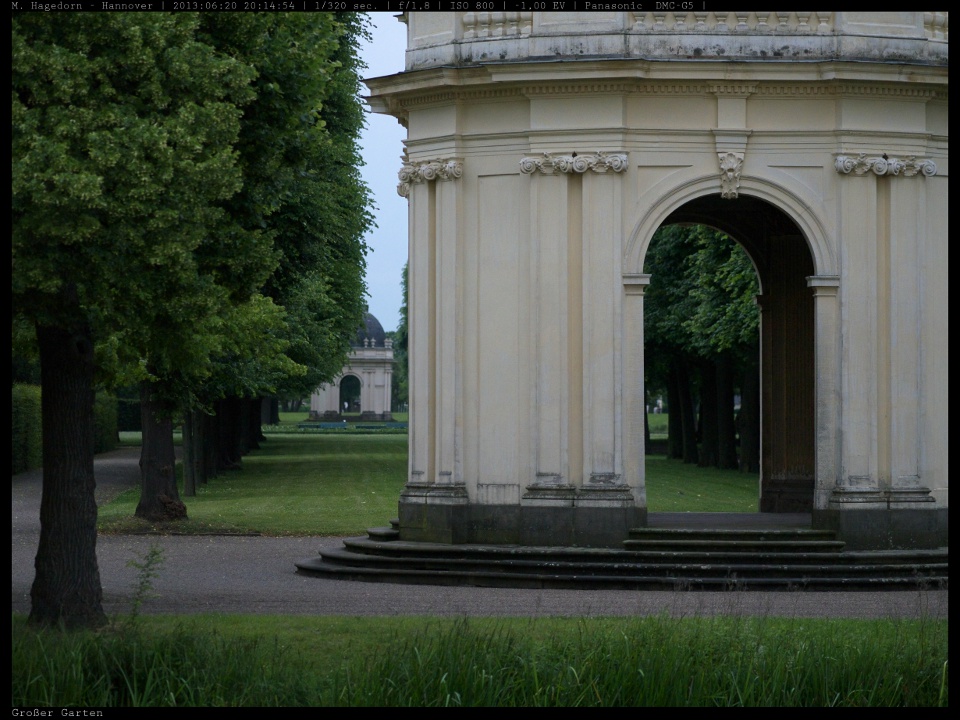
xmin=339 ymin=375 xmax=361 ymax=414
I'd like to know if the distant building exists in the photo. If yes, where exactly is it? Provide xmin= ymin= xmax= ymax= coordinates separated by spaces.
xmin=309 ymin=312 xmax=394 ymax=421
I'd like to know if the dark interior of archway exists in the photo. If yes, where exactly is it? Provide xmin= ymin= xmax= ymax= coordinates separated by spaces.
xmin=339 ymin=375 xmax=362 ymax=414
xmin=662 ymin=194 xmax=816 ymax=512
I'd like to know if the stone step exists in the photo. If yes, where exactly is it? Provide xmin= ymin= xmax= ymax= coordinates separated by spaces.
xmin=297 ymin=552 xmax=947 ymax=591
xmin=627 ymin=528 xmax=839 ymax=543
xmin=292 ymin=531 xmax=948 ymax=591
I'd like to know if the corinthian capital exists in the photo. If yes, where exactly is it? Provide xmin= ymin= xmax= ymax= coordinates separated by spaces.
xmin=397 ymin=159 xmax=463 ymax=197
xmin=519 ymin=151 xmax=628 ymax=175
xmin=834 ymin=153 xmax=938 ymax=177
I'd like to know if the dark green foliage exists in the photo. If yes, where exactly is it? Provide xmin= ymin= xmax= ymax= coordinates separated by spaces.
xmin=391 ymin=262 xmax=409 ymax=411
xmin=12 ymin=384 xmax=43 ymax=475
xmin=11 ymin=384 xmax=115 ymax=474
xmin=93 ymin=393 xmax=118 ymax=455
xmin=644 ymin=225 xmax=759 ymax=361
xmin=644 ymin=225 xmax=760 ymax=468
xmin=115 ymin=386 xmax=142 ymax=432
xmin=196 ymin=13 xmax=373 ymax=403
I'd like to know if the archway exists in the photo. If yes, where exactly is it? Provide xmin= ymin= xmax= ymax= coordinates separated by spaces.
xmin=338 ymin=375 xmax=361 ymax=415
xmin=642 ymin=223 xmax=761 ymax=511
xmin=640 ymin=195 xmax=817 ymax=513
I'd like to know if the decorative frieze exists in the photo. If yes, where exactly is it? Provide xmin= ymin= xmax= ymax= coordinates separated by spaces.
xmin=718 ymin=152 xmax=744 ymax=199
xmin=629 ymin=11 xmax=832 ymax=33
xmin=462 ymin=11 xmax=533 ymax=39
xmin=519 ymin=151 xmax=628 ymax=175
xmin=834 ymin=154 xmax=938 ymax=177
xmin=397 ymin=159 xmax=463 ymax=198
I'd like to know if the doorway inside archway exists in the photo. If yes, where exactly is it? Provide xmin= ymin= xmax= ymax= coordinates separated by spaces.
xmin=642 ymin=196 xmax=816 ymax=514
xmin=339 ymin=375 xmax=362 ymax=415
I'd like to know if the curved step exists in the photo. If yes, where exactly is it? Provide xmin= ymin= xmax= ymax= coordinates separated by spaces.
xmin=294 ymin=531 xmax=948 ymax=592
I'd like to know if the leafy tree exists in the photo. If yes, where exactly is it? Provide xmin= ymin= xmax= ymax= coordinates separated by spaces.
xmin=187 ymin=13 xmax=373 ymax=470
xmin=391 ymin=262 xmax=409 ymax=412
xmin=644 ymin=225 xmax=760 ymax=470
xmin=13 ymin=13 xmax=260 ymax=628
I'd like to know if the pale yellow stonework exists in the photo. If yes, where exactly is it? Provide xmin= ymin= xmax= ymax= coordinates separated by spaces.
xmin=367 ymin=12 xmax=948 ymax=549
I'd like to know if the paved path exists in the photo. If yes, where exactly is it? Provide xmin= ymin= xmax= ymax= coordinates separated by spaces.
xmin=12 ymin=448 xmax=948 ymax=620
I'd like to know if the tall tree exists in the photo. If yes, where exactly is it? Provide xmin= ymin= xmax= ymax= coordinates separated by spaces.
xmin=13 ymin=13 xmax=261 ymax=628
xmin=191 ymin=13 xmax=373 ymax=467
xmin=644 ymin=224 xmax=760 ymax=470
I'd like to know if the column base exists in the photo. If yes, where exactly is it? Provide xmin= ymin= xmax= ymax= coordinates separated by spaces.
xmin=398 ymin=483 xmax=646 ymax=548
xmin=813 ymin=504 xmax=947 ymax=550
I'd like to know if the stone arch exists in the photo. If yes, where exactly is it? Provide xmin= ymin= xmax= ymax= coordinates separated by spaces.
xmin=338 ymin=373 xmax=362 ymax=414
xmin=625 ymin=174 xmax=835 ymax=279
xmin=623 ymin=178 xmax=840 ymax=515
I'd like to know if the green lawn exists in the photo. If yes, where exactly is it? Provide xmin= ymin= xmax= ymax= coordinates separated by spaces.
xmin=645 ymin=455 xmax=758 ymax=512
xmin=99 ymin=429 xmax=758 ymax=535
xmin=98 ymin=434 xmax=407 ymax=536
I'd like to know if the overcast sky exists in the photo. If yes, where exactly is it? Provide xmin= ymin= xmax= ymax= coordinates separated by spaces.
xmin=357 ymin=13 xmax=408 ymax=333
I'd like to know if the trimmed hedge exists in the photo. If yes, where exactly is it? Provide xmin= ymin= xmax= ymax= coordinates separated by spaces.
xmin=12 ymin=384 xmax=42 ymax=475
xmin=12 ymin=385 xmax=117 ymax=475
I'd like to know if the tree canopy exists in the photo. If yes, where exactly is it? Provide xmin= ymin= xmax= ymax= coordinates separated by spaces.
xmin=12 ymin=12 xmax=374 ymax=628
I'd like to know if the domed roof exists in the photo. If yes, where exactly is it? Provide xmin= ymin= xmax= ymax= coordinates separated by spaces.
xmin=352 ymin=312 xmax=386 ymax=348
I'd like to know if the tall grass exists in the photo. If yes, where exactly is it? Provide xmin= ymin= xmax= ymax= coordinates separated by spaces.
xmin=12 ymin=614 xmax=948 ymax=707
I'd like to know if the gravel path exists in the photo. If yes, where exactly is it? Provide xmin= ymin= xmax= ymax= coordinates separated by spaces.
xmin=12 ymin=448 xmax=948 ymax=620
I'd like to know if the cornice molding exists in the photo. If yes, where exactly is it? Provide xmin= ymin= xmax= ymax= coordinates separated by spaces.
xmin=378 ymin=81 xmax=945 ymax=114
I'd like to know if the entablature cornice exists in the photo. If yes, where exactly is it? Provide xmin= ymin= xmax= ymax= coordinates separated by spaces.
xmin=370 ymin=76 xmax=946 ymax=119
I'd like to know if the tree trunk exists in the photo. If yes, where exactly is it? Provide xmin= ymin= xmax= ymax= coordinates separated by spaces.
xmin=239 ymin=397 xmax=252 ymax=455
xmin=135 ymin=383 xmax=187 ymax=522
xmin=182 ymin=410 xmax=195 ymax=497
xmin=739 ymin=356 xmax=761 ymax=474
xmin=716 ymin=353 xmax=739 ymax=470
xmin=666 ymin=364 xmax=683 ymax=460
xmin=191 ymin=409 xmax=207 ymax=486
xmin=245 ymin=396 xmax=264 ymax=450
xmin=697 ymin=359 xmax=719 ymax=468
xmin=29 ymin=322 xmax=106 ymax=629
xmin=217 ymin=397 xmax=243 ymax=471
xmin=676 ymin=358 xmax=699 ymax=465
xmin=261 ymin=396 xmax=280 ymax=428
xmin=643 ymin=390 xmax=651 ymax=455
xmin=203 ymin=410 xmax=219 ymax=481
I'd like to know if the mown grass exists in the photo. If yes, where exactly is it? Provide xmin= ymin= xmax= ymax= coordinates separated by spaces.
xmin=12 ymin=613 xmax=948 ymax=706
xmin=98 ymin=434 xmax=408 ymax=536
xmin=99 ymin=428 xmax=759 ymax=535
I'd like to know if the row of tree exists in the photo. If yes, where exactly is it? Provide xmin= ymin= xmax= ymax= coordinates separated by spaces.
xmin=644 ymin=224 xmax=761 ymax=474
xmin=12 ymin=13 xmax=374 ymax=628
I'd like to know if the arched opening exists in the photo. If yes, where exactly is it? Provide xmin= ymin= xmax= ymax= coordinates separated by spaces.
xmin=641 ymin=194 xmax=816 ymax=514
xmin=338 ymin=375 xmax=362 ymax=415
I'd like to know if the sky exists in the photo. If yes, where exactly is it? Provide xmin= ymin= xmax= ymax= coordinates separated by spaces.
xmin=356 ymin=13 xmax=409 ymax=333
